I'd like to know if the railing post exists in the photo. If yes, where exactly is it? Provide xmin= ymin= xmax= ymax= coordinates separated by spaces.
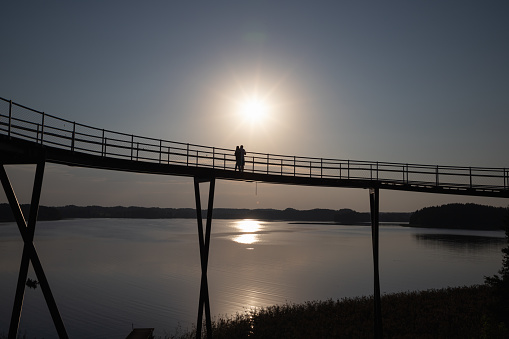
xmin=406 ymin=164 xmax=409 ymax=184
xmin=212 ymin=148 xmax=215 ymax=168
xmin=8 ymin=100 xmax=12 ymax=137
xmin=376 ymin=162 xmax=379 ymax=181
xmin=370 ymin=164 xmax=373 ymax=180
xmin=159 ymin=140 xmax=162 ymax=164
xmin=168 ymin=147 xmax=171 ymax=164
xmin=294 ymin=156 xmax=296 ymax=176
xmin=196 ymin=151 xmax=199 ymax=166
xmin=469 ymin=167 xmax=472 ymax=189
xmin=137 ymin=142 xmax=139 ymax=161
xmin=309 ymin=161 xmax=312 ymax=177
xmin=223 ymin=154 xmax=226 ymax=170
xmin=320 ymin=158 xmax=323 ymax=178
xmin=187 ymin=144 xmax=190 ymax=166
xmin=101 ymin=129 xmax=105 ymax=157
xmin=348 ymin=160 xmax=350 ymax=179
xmin=40 ymin=112 xmax=45 ymax=144
xmin=266 ymin=154 xmax=269 ymax=174
xmin=71 ymin=122 xmax=76 ymax=152
xmin=339 ymin=163 xmax=342 ymax=179
xmin=436 ymin=165 xmax=439 ymax=186
xmin=130 ymin=135 xmax=134 ymax=161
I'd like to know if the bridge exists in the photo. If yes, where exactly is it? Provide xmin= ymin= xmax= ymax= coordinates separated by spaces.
xmin=1 ymin=96 xmax=508 ymax=338
xmin=1 ymin=97 xmax=508 ymax=197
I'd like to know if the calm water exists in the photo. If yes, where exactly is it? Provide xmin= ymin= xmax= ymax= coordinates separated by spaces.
xmin=0 ymin=218 xmax=505 ymax=338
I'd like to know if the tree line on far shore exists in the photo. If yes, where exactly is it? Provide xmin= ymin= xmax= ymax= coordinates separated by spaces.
xmin=409 ymin=203 xmax=507 ymax=230
xmin=0 ymin=204 xmax=409 ymax=223
xmin=0 ymin=203 xmax=506 ymax=230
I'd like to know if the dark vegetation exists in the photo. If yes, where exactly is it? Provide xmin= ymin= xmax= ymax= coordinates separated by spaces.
xmin=333 ymin=208 xmax=410 ymax=224
xmin=0 ymin=204 xmax=196 ymax=221
xmin=216 ymin=208 xmax=409 ymax=222
xmin=1 ymin=286 xmax=506 ymax=339
xmin=1 ymin=203 xmax=505 ymax=230
xmin=0 ymin=204 xmax=410 ymax=223
xmin=0 ymin=203 xmax=62 ymax=222
xmin=169 ymin=285 xmax=506 ymax=339
xmin=0 ymin=203 xmax=504 ymax=230
xmin=484 ymin=207 xmax=509 ymax=327
xmin=409 ymin=203 xmax=506 ymax=230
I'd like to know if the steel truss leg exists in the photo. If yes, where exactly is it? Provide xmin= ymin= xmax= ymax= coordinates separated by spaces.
xmin=194 ymin=177 xmax=215 ymax=339
xmin=0 ymin=162 xmax=69 ymax=339
xmin=369 ymin=188 xmax=383 ymax=339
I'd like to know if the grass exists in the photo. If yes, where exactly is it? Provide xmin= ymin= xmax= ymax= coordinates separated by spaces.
xmin=2 ymin=285 xmax=507 ymax=338
xmin=169 ymin=285 xmax=508 ymax=339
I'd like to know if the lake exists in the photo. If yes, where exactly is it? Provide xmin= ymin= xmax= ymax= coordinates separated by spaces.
xmin=0 ymin=218 xmax=506 ymax=338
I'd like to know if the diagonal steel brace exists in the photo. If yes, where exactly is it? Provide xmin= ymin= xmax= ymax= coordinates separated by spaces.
xmin=0 ymin=163 xmax=69 ymax=339
xmin=194 ymin=176 xmax=215 ymax=339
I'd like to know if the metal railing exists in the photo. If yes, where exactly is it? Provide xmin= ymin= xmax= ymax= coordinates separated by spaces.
xmin=1 ymin=97 xmax=507 ymax=192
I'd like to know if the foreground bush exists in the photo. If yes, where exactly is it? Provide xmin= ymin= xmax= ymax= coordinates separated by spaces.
xmin=1 ymin=285 xmax=505 ymax=338
xmin=173 ymin=285 xmax=507 ymax=339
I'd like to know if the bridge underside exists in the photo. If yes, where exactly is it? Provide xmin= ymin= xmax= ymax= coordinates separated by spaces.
xmin=2 ymin=135 xmax=507 ymax=198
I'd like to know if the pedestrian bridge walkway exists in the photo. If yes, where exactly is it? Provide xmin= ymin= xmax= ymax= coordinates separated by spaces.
xmin=1 ymin=96 xmax=507 ymax=198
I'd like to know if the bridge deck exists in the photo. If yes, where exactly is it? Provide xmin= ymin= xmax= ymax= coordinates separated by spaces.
xmin=1 ymin=97 xmax=508 ymax=198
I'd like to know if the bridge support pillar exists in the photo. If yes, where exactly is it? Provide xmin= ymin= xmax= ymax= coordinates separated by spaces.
xmin=369 ymin=187 xmax=383 ymax=339
xmin=0 ymin=161 xmax=68 ymax=339
xmin=193 ymin=176 xmax=215 ymax=339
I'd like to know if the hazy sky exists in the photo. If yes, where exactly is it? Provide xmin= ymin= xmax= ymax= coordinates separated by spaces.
xmin=1 ymin=1 xmax=508 ymax=212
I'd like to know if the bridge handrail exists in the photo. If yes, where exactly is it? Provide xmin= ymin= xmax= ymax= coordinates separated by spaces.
xmin=1 ymin=97 xmax=507 ymax=192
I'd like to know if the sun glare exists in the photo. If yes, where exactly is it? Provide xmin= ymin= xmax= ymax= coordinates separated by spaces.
xmin=238 ymin=95 xmax=270 ymax=124
xmin=221 ymin=73 xmax=290 ymax=149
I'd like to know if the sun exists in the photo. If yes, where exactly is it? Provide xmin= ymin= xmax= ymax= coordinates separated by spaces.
xmin=237 ymin=94 xmax=270 ymax=124
xmin=221 ymin=73 xmax=288 ymax=148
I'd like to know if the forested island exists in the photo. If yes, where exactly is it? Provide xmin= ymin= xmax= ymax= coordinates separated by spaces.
xmin=409 ymin=203 xmax=507 ymax=230
xmin=0 ymin=203 xmax=506 ymax=230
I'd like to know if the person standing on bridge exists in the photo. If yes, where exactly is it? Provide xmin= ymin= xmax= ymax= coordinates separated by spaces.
xmin=235 ymin=146 xmax=241 ymax=171
xmin=240 ymin=145 xmax=246 ymax=171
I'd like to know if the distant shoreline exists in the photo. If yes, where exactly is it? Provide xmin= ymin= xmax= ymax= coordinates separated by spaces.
xmin=289 ymin=221 xmax=409 ymax=226
xmin=0 ymin=204 xmax=411 ymax=223
xmin=0 ymin=203 xmax=505 ymax=231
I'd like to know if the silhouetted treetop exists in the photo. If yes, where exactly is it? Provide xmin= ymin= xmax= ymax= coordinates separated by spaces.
xmin=409 ymin=203 xmax=506 ymax=230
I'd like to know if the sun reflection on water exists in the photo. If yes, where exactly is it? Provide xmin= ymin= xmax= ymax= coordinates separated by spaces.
xmin=231 ymin=219 xmax=263 ymax=245
xmin=233 ymin=233 xmax=259 ymax=244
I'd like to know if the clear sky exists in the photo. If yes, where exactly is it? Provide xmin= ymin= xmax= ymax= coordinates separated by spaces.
xmin=1 ymin=1 xmax=508 ymax=212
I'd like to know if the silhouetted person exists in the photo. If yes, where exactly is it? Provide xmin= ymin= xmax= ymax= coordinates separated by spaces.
xmin=235 ymin=146 xmax=240 ymax=171
xmin=240 ymin=145 xmax=246 ymax=171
